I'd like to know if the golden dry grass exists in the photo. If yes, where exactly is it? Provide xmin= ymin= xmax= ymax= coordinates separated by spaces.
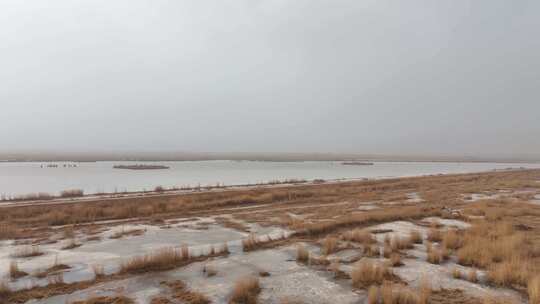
xmin=426 ymin=244 xmax=442 ymax=265
xmin=457 ymin=221 xmax=526 ymax=268
xmin=368 ymin=285 xmax=379 ymax=304
xmin=2 ymin=169 xmax=537 ymax=238
xmin=452 ymin=268 xmax=462 ymax=279
xmin=321 ymin=236 xmax=339 ymax=255
xmin=119 ymin=247 xmax=189 ymax=274
xmin=343 ymin=229 xmax=376 ymax=244
xmin=427 ymin=227 xmax=442 ymax=243
xmin=391 ymin=236 xmax=414 ymax=252
xmin=380 ymin=281 xmax=425 ymax=304
xmin=486 ymin=256 xmax=530 ymax=287
xmin=364 ymin=244 xmax=381 ymax=257
xmin=468 ymin=268 xmax=478 ymax=283
xmin=242 ymin=234 xmax=260 ymax=252
xmin=296 ymin=244 xmax=309 ymax=263
xmin=229 ymin=276 xmax=261 ymax=304
xmin=409 ymin=230 xmax=423 ymax=244
xmin=529 ymin=275 xmax=540 ymax=304
xmin=418 ymin=277 xmax=432 ymax=304
xmin=442 ymin=229 xmax=462 ymax=250
xmin=351 ymin=260 xmax=393 ymax=288
xmin=389 ymin=253 xmax=403 ymax=267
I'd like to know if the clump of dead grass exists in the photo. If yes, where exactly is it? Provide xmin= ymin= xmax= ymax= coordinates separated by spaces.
xmin=427 ymin=227 xmax=442 ymax=243
xmin=452 ymin=268 xmax=462 ymax=279
xmin=242 ymin=234 xmax=260 ymax=252
xmin=442 ymin=229 xmax=462 ymax=250
xmin=378 ymin=281 xmax=429 ymax=304
xmin=364 ymin=244 xmax=381 ymax=257
xmin=351 ymin=260 xmax=393 ymax=288
xmin=486 ymin=256 xmax=530 ymax=287
xmin=426 ymin=244 xmax=442 ymax=265
xmin=120 ymin=247 xmax=187 ymax=274
xmin=390 ymin=236 xmax=414 ymax=252
xmin=229 ymin=276 xmax=261 ymax=304
xmin=296 ymin=244 xmax=310 ymax=263
xmin=409 ymin=230 xmax=423 ymax=244
xmin=343 ymin=229 xmax=376 ymax=245
xmin=321 ymin=236 xmax=339 ymax=255
xmin=388 ymin=253 xmax=403 ymax=267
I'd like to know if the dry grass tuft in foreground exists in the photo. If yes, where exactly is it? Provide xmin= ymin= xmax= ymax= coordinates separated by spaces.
xmin=454 ymin=220 xmax=535 ymax=288
xmin=229 ymin=276 xmax=261 ymax=304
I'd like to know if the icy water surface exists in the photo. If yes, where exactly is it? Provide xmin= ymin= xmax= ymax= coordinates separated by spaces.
xmin=1 ymin=160 xmax=538 ymax=197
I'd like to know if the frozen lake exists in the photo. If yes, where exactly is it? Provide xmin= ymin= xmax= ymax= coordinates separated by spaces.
xmin=1 ymin=160 xmax=538 ymax=197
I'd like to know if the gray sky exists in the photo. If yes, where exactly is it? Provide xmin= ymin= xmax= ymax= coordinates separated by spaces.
xmin=1 ymin=0 xmax=539 ymax=157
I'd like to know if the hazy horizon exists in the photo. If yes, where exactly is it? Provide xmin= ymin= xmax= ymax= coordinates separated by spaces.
xmin=2 ymin=0 xmax=539 ymax=157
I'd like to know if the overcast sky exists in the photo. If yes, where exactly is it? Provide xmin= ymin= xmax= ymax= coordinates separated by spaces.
xmin=1 ymin=0 xmax=539 ymax=157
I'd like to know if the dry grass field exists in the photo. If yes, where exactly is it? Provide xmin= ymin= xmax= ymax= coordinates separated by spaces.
xmin=1 ymin=169 xmax=540 ymax=304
